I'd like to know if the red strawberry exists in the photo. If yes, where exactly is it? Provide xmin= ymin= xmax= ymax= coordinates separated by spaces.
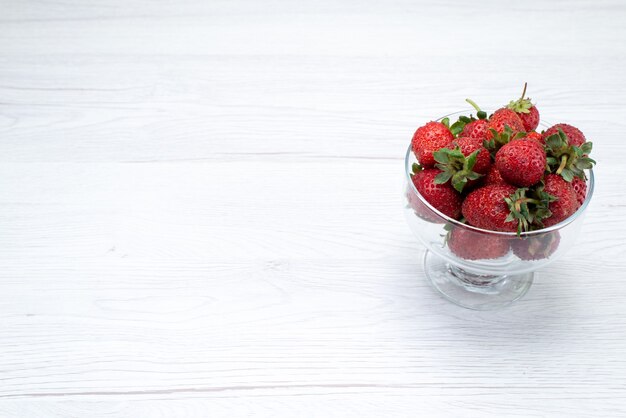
xmin=461 ymin=119 xmax=489 ymax=139
xmin=495 ymin=139 xmax=547 ymax=187
xmin=511 ymin=231 xmax=560 ymax=260
xmin=485 ymin=108 xmax=525 ymax=140
xmin=542 ymin=174 xmax=578 ymax=227
xmin=411 ymin=122 xmax=454 ymax=167
xmin=544 ymin=130 xmax=595 ymax=182
xmin=452 ymin=136 xmax=491 ymax=175
xmin=456 ymin=99 xmax=489 ymax=139
xmin=484 ymin=166 xmax=506 ymax=186
xmin=411 ymin=168 xmax=462 ymax=219
xmin=506 ymin=84 xmax=540 ymax=131
xmin=571 ymin=177 xmax=587 ymax=207
xmin=462 ymin=184 xmax=518 ymax=232
xmin=518 ymin=106 xmax=540 ymax=132
xmin=448 ymin=227 xmax=510 ymax=260
xmin=406 ymin=186 xmax=440 ymax=224
xmin=525 ymin=131 xmax=543 ymax=142
xmin=543 ymin=123 xmax=586 ymax=147
xmin=433 ymin=136 xmax=491 ymax=191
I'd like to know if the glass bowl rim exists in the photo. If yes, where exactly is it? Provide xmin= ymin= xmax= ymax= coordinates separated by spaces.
xmin=405 ymin=109 xmax=595 ymax=237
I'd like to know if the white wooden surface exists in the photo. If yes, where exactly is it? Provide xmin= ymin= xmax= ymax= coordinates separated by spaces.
xmin=1 ymin=0 xmax=626 ymax=416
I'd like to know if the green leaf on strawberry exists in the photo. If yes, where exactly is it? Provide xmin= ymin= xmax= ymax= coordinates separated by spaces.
xmin=504 ymin=188 xmax=532 ymax=234
xmin=506 ymin=82 xmax=533 ymax=114
xmin=507 ymin=99 xmax=533 ymax=114
xmin=447 ymin=99 xmax=488 ymax=137
xmin=433 ymin=147 xmax=483 ymax=193
xmin=449 ymin=120 xmax=466 ymax=136
xmin=435 ymin=170 xmax=454 ymax=184
xmin=449 ymin=115 xmax=473 ymax=136
xmin=483 ymin=125 xmax=526 ymax=158
xmin=504 ymin=186 xmax=556 ymax=235
xmin=545 ymin=129 xmax=596 ymax=181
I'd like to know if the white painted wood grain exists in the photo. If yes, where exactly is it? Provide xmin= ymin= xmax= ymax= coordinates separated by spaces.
xmin=1 ymin=0 xmax=626 ymax=417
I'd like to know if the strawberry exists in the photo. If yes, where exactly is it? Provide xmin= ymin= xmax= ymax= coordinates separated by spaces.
xmin=433 ymin=136 xmax=491 ymax=192
xmin=462 ymin=184 xmax=518 ymax=232
xmin=454 ymin=136 xmax=491 ymax=175
xmin=486 ymin=108 xmax=525 ymax=140
xmin=511 ymin=231 xmax=560 ymax=260
xmin=519 ymin=107 xmax=540 ymax=132
xmin=406 ymin=186 xmax=440 ymax=224
xmin=464 ymin=184 xmax=555 ymax=234
xmin=483 ymin=108 xmax=527 ymax=157
xmin=448 ymin=227 xmax=510 ymax=260
xmin=411 ymin=121 xmax=454 ymax=167
xmin=542 ymin=174 xmax=578 ymax=227
xmin=411 ymin=165 xmax=462 ymax=219
xmin=495 ymin=139 xmax=547 ymax=187
xmin=544 ymin=129 xmax=595 ymax=182
xmin=484 ymin=166 xmax=506 ymax=186
xmin=451 ymin=99 xmax=489 ymax=139
xmin=506 ymin=83 xmax=540 ymax=131
xmin=525 ymin=131 xmax=543 ymax=142
xmin=571 ymin=177 xmax=587 ymax=207
xmin=543 ymin=123 xmax=586 ymax=147
xmin=461 ymin=119 xmax=489 ymax=139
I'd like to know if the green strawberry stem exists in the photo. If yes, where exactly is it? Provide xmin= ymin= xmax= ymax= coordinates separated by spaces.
xmin=465 ymin=99 xmax=487 ymax=120
xmin=520 ymin=82 xmax=528 ymax=101
xmin=466 ymin=99 xmax=481 ymax=112
xmin=545 ymin=129 xmax=596 ymax=181
xmin=507 ymin=83 xmax=532 ymax=113
xmin=556 ymin=155 xmax=568 ymax=175
xmin=512 ymin=197 xmax=541 ymax=213
xmin=504 ymin=187 xmax=554 ymax=235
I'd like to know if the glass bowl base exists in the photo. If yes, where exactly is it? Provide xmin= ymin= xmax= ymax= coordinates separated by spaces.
xmin=424 ymin=251 xmax=534 ymax=310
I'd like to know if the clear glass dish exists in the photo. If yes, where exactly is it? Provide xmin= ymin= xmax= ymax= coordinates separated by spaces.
xmin=404 ymin=111 xmax=595 ymax=310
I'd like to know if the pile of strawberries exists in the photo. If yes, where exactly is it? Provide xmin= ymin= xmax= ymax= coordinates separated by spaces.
xmin=409 ymin=84 xmax=595 ymax=259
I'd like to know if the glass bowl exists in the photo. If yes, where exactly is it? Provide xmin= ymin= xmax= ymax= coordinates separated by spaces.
xmin=404 ymin=111 xmax=595 ymax=310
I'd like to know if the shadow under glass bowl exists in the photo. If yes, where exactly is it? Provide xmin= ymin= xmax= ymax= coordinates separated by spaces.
xmin=404 ymin=110 xmax=595 ymax=310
